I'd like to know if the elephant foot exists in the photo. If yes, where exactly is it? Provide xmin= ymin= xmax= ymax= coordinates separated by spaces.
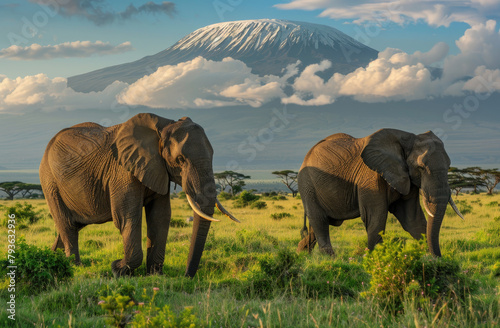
xmin=319 ymin=246 xmax=335 ymax=256
xmin=111 ymin=259 xmax=134 ymax=278
xmin=146 ymin=263 xmax=164 ymax=276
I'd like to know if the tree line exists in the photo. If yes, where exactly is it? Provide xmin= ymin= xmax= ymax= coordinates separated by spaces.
xmin=0 ymin=181 xmax=43 ymax=200
xmin=448 ymin=167 xmax=500 ymax=196
xmin=1 ymin=167 xmax=498 ymax=200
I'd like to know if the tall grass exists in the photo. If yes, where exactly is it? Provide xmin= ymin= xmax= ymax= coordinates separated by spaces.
xmin=0 ymin=193 xmax=499 ymax=327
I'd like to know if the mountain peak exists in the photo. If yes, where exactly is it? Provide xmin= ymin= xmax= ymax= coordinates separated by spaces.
xmin=68 ymin=19 xmax=378 ymax=93
xmin=174 ymin=19 xmax=366 ymax=52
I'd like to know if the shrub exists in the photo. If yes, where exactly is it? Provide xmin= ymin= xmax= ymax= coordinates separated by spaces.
xmin=233 ymin=191 xmax=260 ymax=208
xmin=84 ymin=239 xmax=104 ymax=249
xmin=1 ymin=202 xmax=45 ymax=228
xmin=446 ymin=200 xmax=472 ymax=216
xmin=98 ymin=284 xmax=200 ymax=328
xmin=243 ymin=248 xmax=303 ymax=298
xmin=362 ymin=234 xmax=474 ymax=313
xmin=270 ymin=212 xmax=292 ymax=220
xmin=178 ymin=191 xmax=186 ymax=199
xmin=300 ymin=261 xmax=369 ymax=298
xmin=236 ymin=229 xmax=279 ymax=252
xmin=490 ymin=262 xmax=500 ymax=278
xmin=0 ymin=238 xmax=73 ymax=293
xmin=170 ymin=217 xmax=189 ymax=228
xmin=486 ymin=201 xmax=499 ymax=207
xmin=218 ymin=191 xmax=232 ymax=200
xmin=250 ymin=201 xmax=267 ymax=209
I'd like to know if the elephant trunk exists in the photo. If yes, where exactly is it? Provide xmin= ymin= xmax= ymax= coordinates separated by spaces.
xmin=182 ymin=165 xmax=217 ymax=278
xmin=423 ymin=189 xmax=450 ymax=257
xmin=185 ymin=213 xmax=212 ymax=277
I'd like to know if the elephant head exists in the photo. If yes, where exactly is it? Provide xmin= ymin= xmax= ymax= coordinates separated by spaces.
xmin=114 ymin=113 xmax=238 ymax=277
xmin=361 ymin=129 xmax=463 ymax=257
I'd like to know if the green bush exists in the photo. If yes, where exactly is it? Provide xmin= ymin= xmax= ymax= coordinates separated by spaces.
xmin=242 ymin=248 xmax=303 ymax=298
xmin=84 ymin=239 xmax=104 ymax=249
xmin=270 ymin=212 xmax=292 ymax=220
xmin=250 ymin=201 xmax=267 ymax=209
xmin=217 ymin=191 xmax=232 ymax=200
xmin=0 ymin=238 xmax=73 ymax=293
xmin=446 ymin=200 xmax=472 ymax=216
xmin=1 ymin=202 xmax=45 ymax=228
xmin=235 ymin=229 xmax=279 ymax=252
xmin=98 ymin=284 xmax=200 ymax=327
xmin=233 ymin=191 xmax=260 ymax=208
xmin=170 ymin=217 xmax=189 ymax=228
xmin=486 ymin=201 xmax=499 ymax=207
xmin=362 ymin=234 xmax=474 ymax=313
xmin=300 ymin=261 xmax=369 ymax=298
xmin=178 ymin=191 xmax=186 ymax=199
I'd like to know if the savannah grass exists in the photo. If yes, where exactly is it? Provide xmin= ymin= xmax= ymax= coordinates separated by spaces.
xmin=0 ymin=193 xmax=499 ymax=327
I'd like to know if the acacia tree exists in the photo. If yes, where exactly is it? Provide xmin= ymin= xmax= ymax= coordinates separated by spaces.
xmin=272 ymin=170 xmax=298 ymax=197
xmin=448 ymin=167 xmax=477 ymax=197
xmin=0 ymin=181 xmax=24 ymax=200
xmin=20 ymin=184 xmax=43 ymax=198
xmin=481 ymin=168 xmax=500 ymax=195
xmin=214 ymin=171 xmax=251 ymax=196
xmin=462 ymin=167 xmax=487 ymax=194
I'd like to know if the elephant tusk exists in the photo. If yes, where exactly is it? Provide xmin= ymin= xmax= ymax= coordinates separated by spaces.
xmin=449 ymin=197 xmax=465 ymax=220
xmin=422 ymin=199 xmax=434 ymax=218
xmin=215 ymin=198 xmax=241 ymax=223
xmin=186 ymin=194 xmax=220 ymax=222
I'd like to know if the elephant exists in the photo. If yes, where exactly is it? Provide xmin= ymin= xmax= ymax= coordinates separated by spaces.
xmin=39 ymin=113 xmax=239 ymax=278
xmin=297 ymin=128 xmax=464 ymax=257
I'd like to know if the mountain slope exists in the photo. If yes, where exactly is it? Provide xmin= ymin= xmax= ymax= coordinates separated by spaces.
xmin=67 ymin=19 xmax=378 ymax=92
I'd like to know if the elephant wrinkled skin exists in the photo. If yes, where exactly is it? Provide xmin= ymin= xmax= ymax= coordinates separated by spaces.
xmin=297 ymin=129 xmax=463 ymax=257
xmin=40 ymin=113 xmax=238 ymax=278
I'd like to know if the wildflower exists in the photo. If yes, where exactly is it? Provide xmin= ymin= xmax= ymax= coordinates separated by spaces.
xmin=98 ymin=300 xmax=105 ymax=305
xmin=153 ymin=287 xmax=159 ymax=291
xmin=138 ymin=302 xmax=145 ymax=306
xmin=135 ymin=310 xmax=141 ymax=314
xmin=327 ymin=281 xmax=329 ymax=284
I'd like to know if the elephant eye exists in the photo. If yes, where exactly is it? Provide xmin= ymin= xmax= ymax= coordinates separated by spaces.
xmin=176 ymin=155 xmax=186 ymax=165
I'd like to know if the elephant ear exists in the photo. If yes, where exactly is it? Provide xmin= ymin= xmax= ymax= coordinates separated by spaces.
xmin=361 ymin=129 xmax=416 ymax=195
xmin=112 ymin=113 xmax=174 ymax=195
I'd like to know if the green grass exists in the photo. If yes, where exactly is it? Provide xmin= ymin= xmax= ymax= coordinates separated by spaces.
xmin=0 ymin=194 xmax=499 ymax=327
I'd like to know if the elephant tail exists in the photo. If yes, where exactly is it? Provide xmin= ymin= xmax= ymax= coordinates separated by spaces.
xmin=300 ymin=213 xmax=308 ymax=239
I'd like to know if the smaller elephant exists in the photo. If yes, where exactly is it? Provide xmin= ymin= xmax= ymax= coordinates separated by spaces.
xmin=297 ymin=128 xmax=463 ymax=256
xmin=40 ymin=113 xmax=239 ymax=278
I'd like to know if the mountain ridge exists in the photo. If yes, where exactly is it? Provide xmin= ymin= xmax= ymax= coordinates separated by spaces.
xmin=67 ymin=19 xmax=378 ymax=92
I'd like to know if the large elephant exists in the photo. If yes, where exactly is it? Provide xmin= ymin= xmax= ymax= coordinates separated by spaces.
xmin=297 ymin=128 xmax=463 ymax=257
xmin=39 ymin=113 xmax=239 ymax=278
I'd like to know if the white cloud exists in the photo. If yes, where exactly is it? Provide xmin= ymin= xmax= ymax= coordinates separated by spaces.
xmin=2 ymin=19 xmax=500 ymax=113
xmin=284 ymin=46 xmax=446 ymax=104
xmin=275 ymin=0 xmax=499 ymax=27
xmin=443 ymin=20 xmax=500 ymax=82
xmin=0 ymin=74 xmax=127 ymax=113
xmin=118 ymin=57 xmax=293 ymax=109
xmin=0 ymin=41 xmax=133 ymax=60
xmin=463 ymin=66 xmax=500 ymax=92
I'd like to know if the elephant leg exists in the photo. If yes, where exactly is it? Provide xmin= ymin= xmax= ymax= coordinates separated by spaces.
xmin=309 ymin=217 xmax=334 ymax=255
xmin=145 ymin=194 xmax=171 ymax=275
xmin=46 ymin=188 xmax=81 ymax=263
xmin=389 ymin=188 xmax=427 ymax=240
xmin=111 ymin=189 xmax=144 ymax=278
xmin=52 ymin=233 xmax=64 ymax=251
xmin=297 ymin=225 xmax=317 ymax=253
xmin=360 ymin=202 xmax=388 ymax=250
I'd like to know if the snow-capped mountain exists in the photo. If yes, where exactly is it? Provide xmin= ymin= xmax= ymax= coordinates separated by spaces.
xmin=68 ymin=19 xmax=378 ymax=92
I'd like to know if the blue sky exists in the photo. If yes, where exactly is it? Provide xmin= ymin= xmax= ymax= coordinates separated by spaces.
xmin=1 ymin=1 xmax=500 ymax=173
xmin=0 ymin=0 xmax=490 ymax=79
xmin=1 ymin=1 xmax=500 ymax=113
